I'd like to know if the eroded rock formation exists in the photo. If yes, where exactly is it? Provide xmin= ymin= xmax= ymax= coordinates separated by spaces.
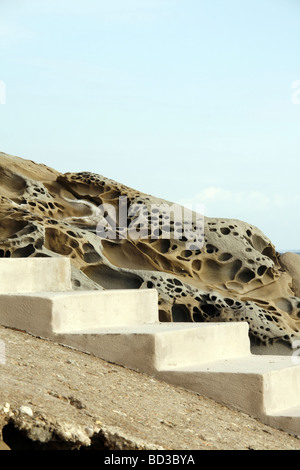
xmin=0 ymin=151 xmax=300 ymax=347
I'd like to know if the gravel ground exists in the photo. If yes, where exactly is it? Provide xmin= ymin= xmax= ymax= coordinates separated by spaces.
xmin=0 ymin=325 xmax=300 ymax=451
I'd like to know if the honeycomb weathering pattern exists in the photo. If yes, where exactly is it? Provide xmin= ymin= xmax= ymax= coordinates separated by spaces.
xmin=0 ymin=151 xmax=300 ymax=347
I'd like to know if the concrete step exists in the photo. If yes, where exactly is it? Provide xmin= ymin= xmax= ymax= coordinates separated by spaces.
xmin=157 ymin=355 xmax=300 ymax=424
xmin=54 ymin=322 xmax=251 ymax=375
xmin=0 ymin=258 xmax=72 ymax=293
xmin=265 ymin=406 xmax=300 ymax=437
xmin=0 ymin=255 xmax=299 ymax=437
xmin=52 ymin=325 xmax=300 ymax=436
xmin=0 ymin=289 xmax=158 ymax=337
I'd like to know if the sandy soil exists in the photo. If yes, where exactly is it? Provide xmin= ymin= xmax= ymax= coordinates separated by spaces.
xmin=0 ymin=325 xmax=300 ymax=451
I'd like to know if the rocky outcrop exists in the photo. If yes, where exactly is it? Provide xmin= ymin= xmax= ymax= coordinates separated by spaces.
xmin=0 ymin=151 xmax=300 ymax=348
xmin=280 ymin=252 xmax=300 ymax=298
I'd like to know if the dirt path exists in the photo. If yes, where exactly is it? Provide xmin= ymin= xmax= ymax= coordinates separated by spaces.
xmin=0 ymin=325 xmax=300 ymax=451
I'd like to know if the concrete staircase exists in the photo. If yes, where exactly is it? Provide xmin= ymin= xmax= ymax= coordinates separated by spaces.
xmin=0 ymin=257 xmax=300 ymax=437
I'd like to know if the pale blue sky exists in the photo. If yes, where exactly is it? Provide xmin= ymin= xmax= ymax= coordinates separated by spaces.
xmin=0 ymin=0 xmax=300 ymax=250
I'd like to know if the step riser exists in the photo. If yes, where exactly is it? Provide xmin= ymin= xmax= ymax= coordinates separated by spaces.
xmin=51 ymin=289 xmax=158 ymax=332
xmin=154 ymin=323 xmax=251 ymax=369
xmin=0 ymin=296 xmax=54 ymax=338
xmin=263 ymin=368 xmax=300 ymax=414
xmin=0 ymin=289 xmax=158 ymax=334
xmin=55 ymin=332 xmax=157 ymax=375
xmin=155 ymin=370 xmax=266 ymax=417
xmin=56 ymin=323 xmax=251 ymax=370
xmin=0 ymin=258 xmax=72 ymax=293
xmin=53 ymin=324 xmax=250 ymax=376
xmin=262 ymin=414 xmax=300 ymax=437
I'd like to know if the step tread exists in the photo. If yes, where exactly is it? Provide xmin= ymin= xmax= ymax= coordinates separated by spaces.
xmin=60 ymin=322 xmax=246 ymax=335
xmin=0 ymin=257 xmax=72 ymax=293
xmin=0 ymin=289 xmax=154 ymax=298
xmin=269 ymin=405 xmax=300 ymax=417
xmin=161 ymin=354 xmax=299 ymax=373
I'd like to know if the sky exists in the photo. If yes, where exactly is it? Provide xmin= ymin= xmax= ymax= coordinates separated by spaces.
xmin=0 ymin=0 xmax=300 ymax=250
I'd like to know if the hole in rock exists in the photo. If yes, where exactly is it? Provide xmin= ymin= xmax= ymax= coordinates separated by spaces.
xmin=251 ymin=234 xmax=267 ymax=252
xmin=201 ymin=304 xmax=220 ymax=317
xmin=230 ymin=260 xmax=243 ymax=280
xmin=159 ymin=310 xmax=170 ymax=322
xmin=45 ymin=228 xmax=73 ymax=256
xmin=220 ymin=227 xmax=230 ymax=235
xmin=218 ymin=253 xmax=232 ymax=262
xmin=206 ymin=244 xmax=218 ymax=254
xmin=237 ymin=268 xmax=256 ymax=283
xmin=261 ymin=246 xmax=277 ymax=263
xmin=0 ymin=170 xmax=26 ymax=197
xmin=83 ymin=252 xmax=102 ymax=263
xmin=11 ymin=244 xmax=35 ymax=257
xmin=0 ymin=219 xmax=28 ymax=240
xmin=257 ymin=265 xmax=267 ymax=276
xmin=172 ymin=304 xmax=190 ymax=322
xmin=275 ymin=298 xmax=293 ymax=314
xmin=34 ymin=238 xmax=43 ymax=249
xmin=151 ymin=239 xmax=170 ymax=253
xmin=192 ymin=259 xmax=201 ymax=271
xmin=102 ymin=240 xmax=159 ymax=271
xmin=193 ymin=313 xmax=203 ymax=322
xmin=180 ymin=250 xmax=193 ymax=258
xmin=67 ymin=231 xmax=77 ymax=238
xmin=82 ymin=243 xmax=101 ymax=264
xmin=83 ymin=264 xmax=143 ymax=290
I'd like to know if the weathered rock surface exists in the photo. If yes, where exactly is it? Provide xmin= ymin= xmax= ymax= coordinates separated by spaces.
xmin=0 ymin=151 xmax=300 ymax=348
xmin=280 ymin=252 xmax=300 ymax=298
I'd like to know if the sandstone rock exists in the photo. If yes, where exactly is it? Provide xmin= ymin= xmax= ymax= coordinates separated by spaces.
xmin=280 ymin=252 xmax=300 ymax=297
xmin=0 ymin=151 xmax=300 ymax=347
